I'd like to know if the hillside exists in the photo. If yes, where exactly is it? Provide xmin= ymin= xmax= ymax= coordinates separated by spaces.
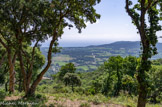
xmin=41 ymin=41 xmax=162 ymax=77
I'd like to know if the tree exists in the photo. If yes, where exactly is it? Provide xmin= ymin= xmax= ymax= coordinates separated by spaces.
xmin=59 ymin=63 xmax=76 ymax=80
xmin=122 ymin=56 xmax=138 ymax=95
xmin=15 ymin=46 xmax=45 ymax=92
xmin=125 ymin=0 xmax=162 ymax=106
xmin=107 ymin=56 xmax=123 ymax=96
xmin=92 ymin=79 xmax=102 ymax=94
xmin=123 ymin=56 xmax=137 ymax=77
xmin=0 ymin=0 xmax=101 ymax=97
xmin=101 ymin=56 xmax=123 ymax=96
xmin=122 ymin=74 xmax=138 ymax=95
xmin=63 ymin=73 xmax=81 ymax=92
xmin=148 ymin=66 xmax=162 ymax=104
xmin=0 ymin=35 xmax=17 ymax=93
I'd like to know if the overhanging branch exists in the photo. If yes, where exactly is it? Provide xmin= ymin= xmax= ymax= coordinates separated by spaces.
xmin=125 ymin=0 xmax=140 ymax=31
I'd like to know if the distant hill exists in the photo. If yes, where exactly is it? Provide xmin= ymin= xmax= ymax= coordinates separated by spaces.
xmin=41 ymin=41 xmax=162 ymax=77
xmin=88 ymin=41 xmax=140 ymax=49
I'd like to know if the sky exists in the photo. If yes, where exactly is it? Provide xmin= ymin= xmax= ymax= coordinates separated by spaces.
xmin=43 ymin=0 xmax=162 ymax=47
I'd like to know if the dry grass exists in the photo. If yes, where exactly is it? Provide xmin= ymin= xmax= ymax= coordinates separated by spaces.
xmin=45 ymin=95 xmax=125 ymax=107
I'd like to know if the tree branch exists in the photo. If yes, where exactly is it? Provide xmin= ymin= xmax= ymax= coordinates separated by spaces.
xmin=145 ymin=0 xmax=158 ymax=12
xmin=125 ymin=0 xmax=140 ymax=31
xmin=27 ymin=39 xmax=40 ymax=85
xmin=0 ymin=37 xmax=8 ymax=49
xmin=12 ymin=51 xmax=17 ymax=65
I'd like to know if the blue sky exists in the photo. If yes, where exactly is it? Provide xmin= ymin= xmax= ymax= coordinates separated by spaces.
xmin=43 ymin=0 xmax=162 ymax=47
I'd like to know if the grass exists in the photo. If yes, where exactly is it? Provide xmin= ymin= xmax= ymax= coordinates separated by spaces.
xmin=54 ymin=61 xmax=67 ymax=66
xmin=52 ymin=55 xmax=73 ymax=62
xmin=146 ymin=104 xmax=162 ymax=107
xmin=1 ymin=93 xmax=47 ymax=107
xmin=109 ymin=93 xmax=162 ymax=107
xmin=46 ymin=93 xmax=108 ymax=104
xmin=2 ymin=91 xmax=162 ymax=107
xmin=76 ymin=66 xmax=89 ymax=71
xmin=88 ymin=65 xmax=97 ymax=69
xmin=109 ymin=94 xmax=137 ymax=107
xmin=80 ymin=102 xmax=90 ymax=107
xmin=46 ymin=92 xmax=161 ymax=106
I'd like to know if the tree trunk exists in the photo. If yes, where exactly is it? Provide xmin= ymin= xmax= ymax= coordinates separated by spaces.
xmin=115 ymin=64 xmax=121 ymax=96
xmin=137 ymin=42 xmax=149 ymax=107
xmin=18 ymin=41 xmax=28 ymax=94
xmin=25 ymin=33 xmax=57 ymax=97
xmin=5 ymin=81 xmax=8 ymax=92
xmin=137 ymin=71 xmax=147 ymax=107
xmin=7 ymin=49 xmax=15 ymax=94
xmin=18 ymin=73 xmax=23 ymax=92
xmin=72 ymin=84 xmax=74 ymax=92
xmin=137 ymin=90 xmax=147 ymax=107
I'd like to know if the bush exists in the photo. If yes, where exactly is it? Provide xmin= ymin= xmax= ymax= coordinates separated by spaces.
xmin=80 ymin=102 xmax=90 ymax=107
xmin=35 ymin=93 xmax=46 ymax=100
xmin=75 ymin=87 xmax=85 ymax=95
xmin=92 ymin=97 xmax=102 ymax=105
xmin=36 ymin=94 xmax=42 ymax=99
xmin=87 ymin=88 xmax=95 ymax=95
xmin=0 ymin=89 xmax=6 ymax=100
xmin=90 ymin=95 xmax=102 ymax=105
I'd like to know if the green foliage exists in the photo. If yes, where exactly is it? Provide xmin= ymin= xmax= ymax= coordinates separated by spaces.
xmin=63 ymin=73 xmax=81 ymax=92
xmin=40 ymin=56 xmax=162 ymax=105
xmin=91 ymin=96 xmax=102 ymax=105
xmin=148 ymin=66 xmax=162 ymax=103
xmin=122 ymin=75 xmax=138 ymax=95
xmin=91 ymin=79 xmax=102 ymax=94
xmin=0 ymin=89 xmax=6 ymax=100
xmin=102 ymin=56 xmax=122 ymax=96
xmin=59 ymin=63 xmax=76 ymax=80
xmin=0 ymin=73 xmax=5 ymax=85
xmin=0 ymin=45 xmax=8 ymax=85
xmin=80 ymin=102 xmax=90 ymax=107
xmin=21 ymin=46 xmax=45 ymax=81
xmin=152 ymin=59 xmax=162 ymax=65
xmin=101 ymin=56 xmax=138 ymax=96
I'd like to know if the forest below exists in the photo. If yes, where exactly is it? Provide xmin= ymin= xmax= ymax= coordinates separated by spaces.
xmin=0 ymin=0 xmax=162 ymax=107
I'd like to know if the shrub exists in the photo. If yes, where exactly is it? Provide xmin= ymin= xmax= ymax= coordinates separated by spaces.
xmin=80 ymin=102 xmax=90 ymax=107
xmin=91 ymin=96 xmax=102 ymax=105
xmin=0 ymin=89 xmax=6 ymax=100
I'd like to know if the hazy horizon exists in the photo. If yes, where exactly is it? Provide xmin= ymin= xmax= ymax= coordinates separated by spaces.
xmin=40 ymin=40 xmax=162 ymax=48
xmin=41 ymin=40 xmax=139 ymax=47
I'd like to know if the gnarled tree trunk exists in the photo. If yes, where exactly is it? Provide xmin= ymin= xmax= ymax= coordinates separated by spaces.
xmin=7 ymin=49 xmax=15 ymax=94
xmin=25 ymin=33 xmax=57 ymax=97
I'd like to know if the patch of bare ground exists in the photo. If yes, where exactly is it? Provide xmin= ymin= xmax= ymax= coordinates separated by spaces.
xmin=4 ymin=96 xmax=21 ymax=101
xmin=46 ymin=96 xmax=125 ymax=107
